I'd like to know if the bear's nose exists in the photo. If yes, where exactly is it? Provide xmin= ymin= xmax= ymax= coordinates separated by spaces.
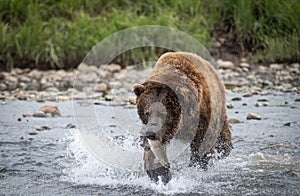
xmin=145 ymin=131 xmax=156 ymax=140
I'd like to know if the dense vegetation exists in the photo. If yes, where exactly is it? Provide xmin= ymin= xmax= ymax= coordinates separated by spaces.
xmin=0 ymin=0 xmax=299 ymax=70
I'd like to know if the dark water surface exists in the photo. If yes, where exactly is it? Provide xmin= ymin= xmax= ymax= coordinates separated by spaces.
xmin=0 ymin=91 xmax=299 ymax=195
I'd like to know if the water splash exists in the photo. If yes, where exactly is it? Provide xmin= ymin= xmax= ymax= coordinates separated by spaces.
xmin=62 ymin=130 xmax=300 ymax=195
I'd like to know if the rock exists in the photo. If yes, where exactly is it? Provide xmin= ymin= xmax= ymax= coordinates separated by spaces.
xmin=41 ymin=125 xmax=51 ymax=130
xmin=73 ymin=92 xmax=88 ymax=100
xmin=262 ymin=102 xmax=270 ymax=106
xmin=15 ymin=91 xmax=28 ymax=100
xmin=0 ymin=72 xmax=5 ymax=80
xmin=258 ymin=66 xmax=268 ymax=73
xmin=5 ymin=76 xmax=18 ymax=84
xmin=257 ymin=98 xmax=269 ymax=102
xmin=124 ymin=104 xmax=136 ymax=109
xmin=270 ymin=63 xmax=284 ymax=70
xmin=224 ymin=81 xmax=243 ymax=89
xmin=29 ymin=132 xmax=38 ymax=135
xmin=105 ymin=64 xmax=122 ymax=73
xmin=242 ymin=92 xmax=252 ymax=97
xmin=232 ymin=97 xmax=242 ymax=101
xmin=36 ymin=126 xmax=51 ymax=131
xmin=216 ymin=59 xmax=235 ymax=69
xmin=295 ymin=95 xmax=300 ymax=102
xmin=28 ymin=69 xmax=42 ymax=79
xmin=128 ymin=96 xmax=136 ymax=105
xmin=283 ymin=122 xmax=291 ymax=127
xmin=228 ymin=118 xmax=240 ymax=124
xmin=45 ymin=87 xmax=59 ymax=92
xmin=18 ymin=75 xmax=30 ymax=83
xmin=37 ymin=91 xmax=50 ymax=99
xmin=240 ymin=57 xmax=247 ymax=63
xmin=22 ymin=113 xmax=31 ymax=117
xmin=77 ymin=63 xmax=90 ymax=72
xmin=255 ymin=102 xmax=269 ymax=107
xmin=33 ymin=111 xmax=47 ymax=117
xmin=57 ymin=96 xmax=70 ymax=101
xmin=240 ymin=62 xmax=250 ymax=68
xmin=95 ymin=83 xmax=108 ymax=92
xmin=0 ymin=83 xmax=6 ymax=91
xmin=39 ymin=105 xmax=61 ymax=116
xmin=65 ymin=124 xmax=76 ymax=129
xmin=226 ymin=103 xmax=234 ymax=109
xmin=108 ymin=81 xmax=122 ymax=89
xmin=291 ymin=63 xmax=299 ymax=69
xmin=242 ymin=103 xmax=247 ymax=106
xmin=246 ymin=113 xmax=262 ymax=120
xmin=105 ymin=95 xmax=114 ymax=101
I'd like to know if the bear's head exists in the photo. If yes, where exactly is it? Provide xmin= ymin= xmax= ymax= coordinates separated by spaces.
xmin=134 ymin=81 xmax=181 ymax=184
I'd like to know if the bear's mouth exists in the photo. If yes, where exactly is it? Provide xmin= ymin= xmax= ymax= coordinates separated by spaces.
xmin=140 ymin=135 xmax=171 ymax=184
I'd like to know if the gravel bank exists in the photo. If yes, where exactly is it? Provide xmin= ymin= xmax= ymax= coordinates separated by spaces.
xmin=0 ymin=59 xmax=299 ymax=105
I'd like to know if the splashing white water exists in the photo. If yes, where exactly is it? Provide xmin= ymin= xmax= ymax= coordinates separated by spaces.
xmin=62 ymin=130 xmax=214 ymax=194
xmin=62 ymin=129 xmax=299 ymax=195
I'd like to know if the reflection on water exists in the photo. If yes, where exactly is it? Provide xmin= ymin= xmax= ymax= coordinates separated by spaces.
xmin=0 ymin=91 xmax=299 ymax=195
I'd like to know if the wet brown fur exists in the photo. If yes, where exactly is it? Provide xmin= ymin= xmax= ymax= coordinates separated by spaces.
xmin=135 ymin=52 xmax=232 ymax=166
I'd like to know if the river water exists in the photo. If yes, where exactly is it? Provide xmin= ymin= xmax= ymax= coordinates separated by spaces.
xmin=0 ymin=91 xmax=299 ymax=195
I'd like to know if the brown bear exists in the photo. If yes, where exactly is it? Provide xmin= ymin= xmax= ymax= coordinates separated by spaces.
xmin=134 ymin=52 xmax=232 ymax=184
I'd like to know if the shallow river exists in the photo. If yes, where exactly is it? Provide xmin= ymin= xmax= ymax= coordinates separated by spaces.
xmin=0 ymin=91 xmax=299 ymax=195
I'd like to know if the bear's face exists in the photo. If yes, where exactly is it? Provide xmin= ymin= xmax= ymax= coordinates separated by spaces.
xmin=134 ymin=82 xmax=181 ymax=143
xmin=134 ymin=82 xmax=181 ymax=184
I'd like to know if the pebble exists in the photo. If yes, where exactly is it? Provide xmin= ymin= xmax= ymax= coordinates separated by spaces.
xmin=22 ymin=113 xmax=31 ymax=117
xmin=270 ymin=63 xmax=284 ymax=70
xmin=228 ymin=118 xmax=240 ymax=124
xmin=242 ymin=92 xmax=252 ymax=97
xmin=104 ymin=64 xmax=121 ymax=73
xmin=36 ymin=125 xmax=51 ymax=131
xmin=73 ymin=92 xmax=88 ymax=100
xmin=0 ymin=59 xmax=299 ymax=105
xmin=257 ymin=98 xmax=269 ymax=102
xmin=39 ymin=105 xmax=61 ymax=116
xmin=124 ymin=104 xmax=136 ymax=109
xmin=57 ymin=96 xmax=70 ymax=101
xmin=65 ymin=124 xmax=76 ymax=129
xmin=95 ymin=82 xmax=108 ymax=92
xmin=216 ymin=59 xmax=235 ymax=69
xmin=255 ymin=102 xmax=269 ymax=107
xmin=128 ymin=96 xmax=136 ymax=105
xmin=33 ymin=111 xmax=47 ymax=117
xmin=226 ymin=103 xmax=234 ymax=109
xmin=246 ymin=113 xmax=262 ymax=120
xmin=232 ymin=97 xmax=242 ymax=101
xmin=29 ymin=132 xmax=38 ymax=135
xmin=240 ymin=62 xmax=250 ymax=68
xmin=105 ymin=95 xmax=114 ymax=101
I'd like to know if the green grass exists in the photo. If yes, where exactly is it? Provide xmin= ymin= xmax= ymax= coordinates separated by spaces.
xmin=205 ymin=0 xmax=300 ymax=62
xmin=0 ymin=0 xmax=299 ymax=71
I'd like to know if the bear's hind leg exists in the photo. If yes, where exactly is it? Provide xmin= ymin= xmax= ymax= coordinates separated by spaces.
xmin=215 ymin=117 xmax=233 ymax=159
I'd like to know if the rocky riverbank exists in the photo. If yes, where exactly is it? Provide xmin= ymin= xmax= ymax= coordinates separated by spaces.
xmin=0 ymin=59 xmax=299 ymax=105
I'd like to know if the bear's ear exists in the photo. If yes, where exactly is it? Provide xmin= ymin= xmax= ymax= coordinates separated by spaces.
xmin=133 ymin=84 xmax=145 ymax=97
